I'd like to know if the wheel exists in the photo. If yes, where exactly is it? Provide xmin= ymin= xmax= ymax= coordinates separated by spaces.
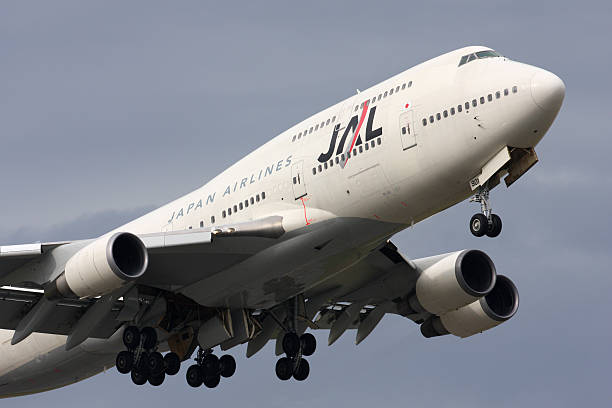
xmin=202 ymin=354 xmax=220 ymax=377
xmin=147 ymin=351 xmax=165 ymax=375
xmin=186 ymin=365 xmax=203 ymax=387
xmin=293 ymin=358 xmax=310 ymax=381
xmin=116 ymin=350 xmax=134 ymax=374
xmin=219 ymin=354 xmax=236 ymax=378
xmin=164 ymin=352 xmax=181 ymax=376
xmin=275 ymin=357 xmax=293 ymax=381
xmin=123 ymin=326 xmax=140 ymax=349
xmin=300 ymin=333 xmax=316 ymax=357
xmin=282 ymin=332 xmax=300 ymax=357
xmin=148 ymin=372 xmax=165 ymax=386
xmin=141 ymin=327 xmax=157 ymax=350
xmin=131 ymin=370 xmax=147 ymax=386
xmin=203 ymin=374 xmax=221 ymax=388
xmin=486 ymin=214 xmax=502 ymax=238
xmin=469 ymin=213 xmax=488 ymax=237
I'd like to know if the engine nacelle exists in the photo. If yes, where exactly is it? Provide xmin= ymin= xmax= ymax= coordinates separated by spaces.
xmin=49 ymin=232 xmax=148 ymax=299
xmin=413 ymin=250 xmax=497 ymax=315
xmin=421 ymin=275 xmax=519 ymax=338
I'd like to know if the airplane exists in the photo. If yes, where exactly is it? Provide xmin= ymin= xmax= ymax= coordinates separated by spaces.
xmin=0 ymin=45 xmax=564 ymax=397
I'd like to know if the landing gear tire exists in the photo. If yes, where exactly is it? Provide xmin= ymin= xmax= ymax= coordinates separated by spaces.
xmin=470 ymin=214 xmax=488 ymax=237
xmin=293 ymin=358 xmax=310 ymax=381
xmin=164 ymin=352 xmax=181 ymax=376
xmin=131 ymin=370 xmax=148 ymax=386
xmin=147 ymin=351 xmax=165 ymax=375
xmin=300 ymin=333 xmax=316 ymax=357
xmin=275 ymin=357 xmax=293 ymax=381
xmin=148 ymin=372 xmax=165 ymax=386
xmin=219 ymin=355 xmax=236 ymax=378
xmin=202 ymin=354 xmax=220 ymax=377
xmin=116 ymin=350 xmax=134 ymax=374
xmin=186 ymin=365 xmax=203 ymax=388
xmin=203 ymin=374 xmax=221 ymax=389
xmin=282 ymin=332 xmax=300 ymax=357
xmin=141 ymin=327 xmax=157 ymax=350
xmin=486 ymin=214 xmax=502 ymax=238
xmin=123 ymin=326 xmax=140 ymax=349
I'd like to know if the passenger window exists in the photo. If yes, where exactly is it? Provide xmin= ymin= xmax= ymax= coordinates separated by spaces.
xmin=371 ymin=97 xmax=376 ymax=104
xmin=465 ymin=102 xmax=470 ymax=110
xmin=370 ymin=140 xmax=375 ymax=148
xmin=355 ymin=105 xmax=359 ymax=112
xmin=309 ymin=127 xmax=313 ymax=133
xmin=262 ymin=192 xmax=266 ymax=199
xmin=332 ymin=116 xmax=336 ymax=122
xmin=228 ymin=208 xmax=232 ymax=215
xmin=256 ymin=194 xmax=260 ymax=202
xmin=422 ymin=118 xmax=428 ymax=126
xmin=359 ymin=145 xmax=363 ymax=153
xmin=472 ymin=99 xmax=477 ymax=107
xmin=326 ymin=119 xmax=330 ymax=125
xmin=408 ymin=81 xmax=412 ymax=87
xmin=335 ymin=157 xmax=340 ymax=164
xmin=436 ymin=113 xmax=441 ymax=120
xmin=312 ymin=168 xmax=316 ymax=175
xmin=321 ymin=121 xmax=324 ymax=128
xmin=504 ymin=88 xmax=509 ymax=96
xmin=222 ymin=210 xmax=226 ymax=218
xmin=315 ymin=124 xmax=319 ymax=131
xmin=365 ymin=143 xmax=369 ymax=150
xmin=293 ymin=176 xmax=297 ymax=184
xmin=341 ymin=153 xmax=346 ymax=161
xmin=324 ymin=162 xmax=328 ymax=169
xmin=353 ymin=148 xmax=357 ymax=156
xmin=292 ymin=135 xmax=296 ymax=142
xmin=496 ymin=91 xmax=501 ymax=99
xmin=389 ymin=88 xmax=394 ymax=95
xmin=488 ymin=94 xmax=493 ymax=102
xmin=250 ymin=197 xmax=254 ymax=205
xmin=233 ymin=205 xmax=237 ymax=212
xmin=318 ymin=164 xmax=322 ymax=172
xmin=211 ymin=216 xmax=215 ymax=223
xmin=458 ymin=104 xmax=462 ymax=112
xmin=512 ymin=86 xmax=518 ymax=93
xmin=377 ymin=138 xmax=381 ymax=145
xmin=443 ymin=110 xmax=448 ymax=118
xmin=402 ymin=127 xmax=406 ymax=134
xmin=378 ymin=94 xmax=382 ymax=101
xmin=395 ymin=86 xmax=400 ymax=92
xmin=402 ymin=83 xmax=406 ymax=90
xmin=360 ymin=102 xmax=364 ymax=109
xmin=200 ymin=221 xmax=204 ymax=228
xmin=347 ymin=151 xmax=351 ymax=158
xmin=384 ymin=91 xmax=388 ymax=97
xmin=480 ymin=97 xmax=485 ymax=104
xmin=239 ymin=202 xmax=243 ymax=210
xmin=329 ymin=160 xmax=333 ymax=167
xmin=245 ymin=200 xmax=249 ymax=207
xmin=450 ymin=107 xmax=455 ymax=115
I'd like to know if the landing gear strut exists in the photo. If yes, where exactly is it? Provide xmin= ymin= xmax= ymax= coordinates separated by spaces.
xmin=469 ymin=185 xmax=502 ymax=238
xmin=116 ymin=325 xmax=181 ymax=387
xmin=185 ymin=348 xmax=236 ymax=389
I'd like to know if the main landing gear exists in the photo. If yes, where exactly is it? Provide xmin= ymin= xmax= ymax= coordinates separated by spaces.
xmin=469 ymin=185 xmax=502 ymax=238
xmin=275 ymin=332 xmax=316 ymax=381
xmin=186 ymin=348 xmax=236 ymax=388
xmin=116 ymin=326 xmax=181 ymax=387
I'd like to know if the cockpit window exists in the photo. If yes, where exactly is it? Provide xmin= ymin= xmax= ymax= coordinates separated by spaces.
xmin=458 ymin=49 xmax=502 ymax=67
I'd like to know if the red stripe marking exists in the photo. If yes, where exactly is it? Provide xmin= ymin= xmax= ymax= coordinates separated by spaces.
xmin=300 ymin=196 xmax=311 ymax=226
xmin=344 ymin=100 xmax=369 ymax=166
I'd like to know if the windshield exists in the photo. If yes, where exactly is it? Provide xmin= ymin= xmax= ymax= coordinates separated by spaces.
xmin=458 ymin=50 xmax=502 ymax=67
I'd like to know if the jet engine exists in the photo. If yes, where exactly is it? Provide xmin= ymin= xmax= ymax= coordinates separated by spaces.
xmin=47 ymin=232 xmax=148 ymax=299
xmin=411 ymin=250 xmax=497 ymax=315
xmin=420 ymin=275 xmax=519 ymax=338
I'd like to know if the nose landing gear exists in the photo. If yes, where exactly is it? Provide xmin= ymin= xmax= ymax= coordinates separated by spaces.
xmin=469 ymin=186 xmax=502 ymax=238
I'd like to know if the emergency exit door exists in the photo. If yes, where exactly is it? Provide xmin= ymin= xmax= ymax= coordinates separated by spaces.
xmin=292 ymin=161 xmax=307 ymax=200
xmin=399 ymin=110 xmax=417 ymax=150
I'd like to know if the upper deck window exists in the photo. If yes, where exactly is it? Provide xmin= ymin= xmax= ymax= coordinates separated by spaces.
xmin=458 ymin=49 xmax=502 ymax=67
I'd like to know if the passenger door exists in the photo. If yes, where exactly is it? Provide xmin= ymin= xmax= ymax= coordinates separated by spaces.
xmin=399 ymin=110 xmax=417 ymax=150
xmin=291 ymin=161 xmax=307 ymax=200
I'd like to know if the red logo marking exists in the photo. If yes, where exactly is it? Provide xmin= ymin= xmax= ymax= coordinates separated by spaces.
xmin=343 ymin=100 xmax=369 ymax=167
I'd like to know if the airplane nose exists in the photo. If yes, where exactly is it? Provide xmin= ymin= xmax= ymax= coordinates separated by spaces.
xmin=531 ymin=70 xmax=565 ymax=112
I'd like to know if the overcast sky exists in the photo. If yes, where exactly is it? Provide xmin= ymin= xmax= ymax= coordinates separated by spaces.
xmin=1 ymin=1 xmax=611 ymax=406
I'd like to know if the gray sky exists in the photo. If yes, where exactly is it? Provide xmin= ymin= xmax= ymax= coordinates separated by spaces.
xmin=1 ymin=0 xmax=611 ymax=406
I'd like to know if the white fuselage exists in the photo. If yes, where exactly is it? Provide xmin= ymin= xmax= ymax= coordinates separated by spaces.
xmin=0 ymin=46 xmax=565 ymax=397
